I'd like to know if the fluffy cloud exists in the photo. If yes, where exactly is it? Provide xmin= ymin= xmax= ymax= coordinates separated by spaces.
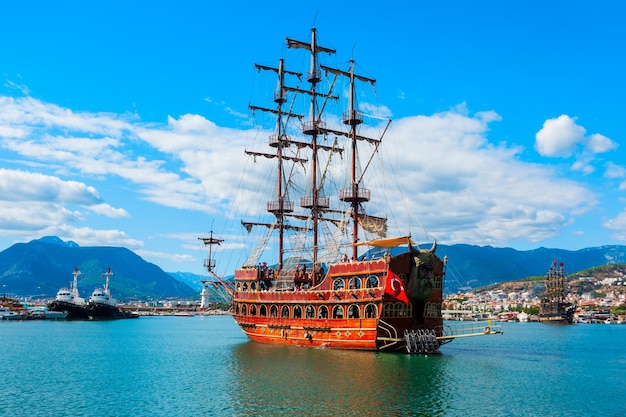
xmin=0 ymin=94 xmax=614 ymax=255
xmin=535 ymin=114 xmax=617 ymax=158
xmin=535 ymin=115 xmax=585 ymax=157
xmin=603 ymin=211 xmax=626 ymax=241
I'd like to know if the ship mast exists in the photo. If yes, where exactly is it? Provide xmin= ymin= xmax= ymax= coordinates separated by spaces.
xmin=322 ymin=60 xmax=388 ymax=260
xmin=102 ymin=267 xmax=112 ymax=299
xmin=545 ymin=259 xmax=566 ymax=302
xmin=199 ymin=231 xmax=234 ymax=297
xmin=287 ymin=27 xmax=336 ymax=266
xmin=249 ymin=60 xmax=305 ymax=271
xmin=199 ymin=231 xmax=224 ymax=275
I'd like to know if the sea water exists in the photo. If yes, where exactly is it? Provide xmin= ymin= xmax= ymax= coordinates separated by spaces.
xmin=1 ymin=316 xmax=624 ymax=416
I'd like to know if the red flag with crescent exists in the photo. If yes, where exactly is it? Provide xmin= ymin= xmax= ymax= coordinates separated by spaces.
xmin=385 ymin=270 xmax=410 ymax=304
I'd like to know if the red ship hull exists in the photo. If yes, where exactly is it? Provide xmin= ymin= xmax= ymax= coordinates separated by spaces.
xmin=232 ymin=251 xmax=445 ymax=353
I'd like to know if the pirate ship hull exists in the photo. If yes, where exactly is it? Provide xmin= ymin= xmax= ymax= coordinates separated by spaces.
xmin=232 ymin=246 xmax=446 ymax=353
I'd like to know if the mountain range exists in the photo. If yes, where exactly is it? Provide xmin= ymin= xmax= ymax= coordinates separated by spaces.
xmin=436 ymin=243 xmax=626 ymax=292
xmin=1 ymin=236 xmax=626 ymax=299
xmin=0 ymin=236 xmax=198 ymax=300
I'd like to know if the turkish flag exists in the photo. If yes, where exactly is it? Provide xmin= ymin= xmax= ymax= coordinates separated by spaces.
xmin=385 ymin=270 xmax=410 ymax=304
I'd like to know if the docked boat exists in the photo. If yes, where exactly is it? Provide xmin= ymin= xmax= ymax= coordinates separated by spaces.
xmin=0 ymin=305 xmax=25 ymax=320
xmin=517 ymin=311 xmax=530 ymax=322
xmin=28 ymin=306 xmax=68 ymax=320
xmin=538 ymin=259 xmax=576 ymax=324
xmin=48 ymin=267 xmax=89 ymax=319
xmin=86 ymin=267 xmax=138 ymax=320
xmin=201 ymin=28 xmax=500 ymax=353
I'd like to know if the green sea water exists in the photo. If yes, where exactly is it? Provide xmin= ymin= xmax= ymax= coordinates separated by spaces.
xmin=1 ymin=316 xmax=624 ymax=416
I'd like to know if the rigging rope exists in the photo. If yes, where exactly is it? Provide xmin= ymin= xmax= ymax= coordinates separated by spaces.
xmin=318 ymin=207 xmax=353 ymax=264
xmin=244 ymin=222 xmax=276 ymax=267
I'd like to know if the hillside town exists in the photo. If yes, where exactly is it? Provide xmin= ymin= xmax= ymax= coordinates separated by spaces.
xmin=444 ymin=264 xmax=626 ymax=323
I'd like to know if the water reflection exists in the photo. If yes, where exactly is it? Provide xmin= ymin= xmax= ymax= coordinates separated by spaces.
xmin=227 ymin=342 xmax=451 ymax=416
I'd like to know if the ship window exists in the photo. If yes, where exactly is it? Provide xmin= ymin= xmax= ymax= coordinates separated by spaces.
xmin=242 ymin=283 xmax=249 ymax=291
xmin=235 ymin=303 xmax=240 ymax=314
xmin=332 ymin=305 xmax=344 ymax=319
xmin=383 ymin=302 xmax=397 ymax=318
xmin=305 ymin=305 xmax=315 ymax=318
xmin=348 ymin=304 xmax=360 ymax=319
xmin=236 ymin=283 xmax=241 ymax=291
xmin=366 ymin=276 xmax=379 ymax=288
xmin=251 ymin=282 xmax=257 ymax=291
xmin=348 ymin=277 xmax=361 ymax=289
xmin=241 ymin=304 xmax=248 ymax=316
xmin=424 ymin=302 xmax=432 ymax=317
xmin=270 ymin=305 xmax=278 ymax=317
xmin=294 ymin=305 xmax=302 ymax=318
xmin=318 ymin=305 xmax=329 ymax=319
xmin=365 ymin=303 xmax=378 ymax=318
xmin=260 ymin=305 xmax=267 ymax=317
xmin=281 ymin=305 xmax=290 ymax=318
xmin=333 ymin=278 xmax=345 ymax=291
xmin=398 ymin=302 xmax=412 ymax=317
xmin=433 ymin=275 xmax=442 ymax=289
xmin=250 ymin=305 xmax=257 ymax=316
xmin=424 ymin=302 xmax=441 ymax=318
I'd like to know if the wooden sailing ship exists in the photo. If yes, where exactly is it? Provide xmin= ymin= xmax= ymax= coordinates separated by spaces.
xmin=201 ymin=27 xmax=496 ymax=353
xmin=538 ymin=259 xmax=576 ymax=324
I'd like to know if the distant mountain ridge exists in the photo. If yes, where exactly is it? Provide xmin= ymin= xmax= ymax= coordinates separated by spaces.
xmin=1 ymin=236 xmax=625 ymax=298
xmin=437 ymin=243 xmax=626 ymax=292
xmin=0 ymin=236 xmax=197 ymax=300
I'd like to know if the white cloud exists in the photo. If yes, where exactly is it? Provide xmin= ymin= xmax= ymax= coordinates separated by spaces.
xmin=88 ymin=203 xmax=130 ymax=218
xmin=535 ymin=114 xmax=617 ymax=159
xmin=0 ymin=201 xmax=82 ymax=230
xmin=53 ymin=225 xmax=144 ymax=249
xmin=587 ymin=133 xmax=618 ymax=154
xmin=0 ymin=94 xmax=605 ymax=254
xmin=535 ymin=114 xmax=585 ymax=157
xmin=603 ymin=211 xmax=626 ymax=241
xmin=604 ymin=162 xmax=626 ymax=179
xmin=4 ymin=79 xmax=30 ymax=95
xmin=0 ymin=169 xmax=102 ymax=205
xmin=135 ymin=249 xmax=195 ymax=263
xmin=358 ymin=108 xmax=597 ymax=246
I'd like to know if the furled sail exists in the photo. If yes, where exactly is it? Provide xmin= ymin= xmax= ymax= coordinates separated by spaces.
xmin=357 ymin=214 xmax=387 ymax=237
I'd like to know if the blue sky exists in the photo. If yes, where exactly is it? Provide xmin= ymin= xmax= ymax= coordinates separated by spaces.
xmin=1 ymin=1 xmax=625 ymax=278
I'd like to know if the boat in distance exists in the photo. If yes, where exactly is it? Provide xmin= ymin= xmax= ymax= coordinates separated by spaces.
xmin=200 ymin=28 xmax=500 ymax=353
xmin=27 ymin=307 xmax=68 ymax=320
xmin=48 ymin=267 xmax=89 ymax=319
xmin=538 ymin=259 xmax=576 ymax=324
xmin=86 ymin=267 xmax=138 ymax=320
xmin=48 ymin=267 xmax=138 ymax=320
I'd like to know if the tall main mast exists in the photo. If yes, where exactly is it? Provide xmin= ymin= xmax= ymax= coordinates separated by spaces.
xmin=249 ymin=60 xmax=304 ymax=270
xmin=287 ymin=27 xmax=336 ymax=265
xmin=323 ymin=61 xmax=383 ymax=260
